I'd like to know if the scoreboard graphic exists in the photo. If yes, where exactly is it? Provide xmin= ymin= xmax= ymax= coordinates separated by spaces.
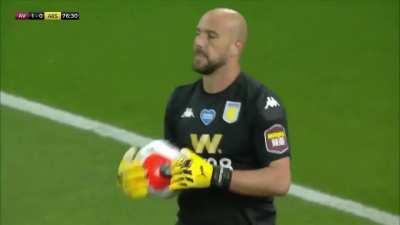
xmin=16 ymin=12 xmax=80 ymax=20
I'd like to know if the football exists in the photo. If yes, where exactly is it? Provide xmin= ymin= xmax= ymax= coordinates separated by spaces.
xmin=134 ymin=140 xmax=180 ymax=198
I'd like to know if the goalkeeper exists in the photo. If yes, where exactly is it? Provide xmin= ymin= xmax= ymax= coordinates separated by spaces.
xmin=165 ymin=8 xmax=291 ymax=225
xmin=120 ymin=7 xmax=291 ymax=225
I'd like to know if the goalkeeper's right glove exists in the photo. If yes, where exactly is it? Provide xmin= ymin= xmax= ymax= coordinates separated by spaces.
xmin=117 ymin=147 xmax=149 ymax=199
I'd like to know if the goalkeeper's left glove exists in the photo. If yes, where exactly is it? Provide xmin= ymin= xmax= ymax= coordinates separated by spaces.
xmin=169 ymin=148 xmax=232 ymax=191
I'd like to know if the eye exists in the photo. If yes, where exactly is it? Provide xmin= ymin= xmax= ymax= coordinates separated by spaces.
xmin=207 ymin=32 xmax=218 ymax=40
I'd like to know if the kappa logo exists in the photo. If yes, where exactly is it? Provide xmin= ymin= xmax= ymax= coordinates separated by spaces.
xmin=222 ymin=101 xmax=241 ymax=124
xmin=181 ymin=108 xmax=195 ymax=118
xmin=264 ymin=97 xmax=280 ymax=110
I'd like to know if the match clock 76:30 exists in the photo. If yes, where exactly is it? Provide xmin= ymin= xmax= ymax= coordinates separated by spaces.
xmin=61 ymin=12 xmax=80 ymax=20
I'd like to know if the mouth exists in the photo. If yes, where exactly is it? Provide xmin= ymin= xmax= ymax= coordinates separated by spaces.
xmin=195 ymin=53 xmax=208 ymax=63
xmin=195 ymin=50 xmax=207 ymax=58
xmin=194 ymin=54 xmax=208 ymax=65
xmin=195 ymin=54 xmax=206 ymax=59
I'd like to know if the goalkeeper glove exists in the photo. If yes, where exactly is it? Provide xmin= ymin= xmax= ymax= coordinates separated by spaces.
xmin=117 ymin=147 xmax=148 ymax=199
xmin=169 ymin=148 xmax=232 ymax=191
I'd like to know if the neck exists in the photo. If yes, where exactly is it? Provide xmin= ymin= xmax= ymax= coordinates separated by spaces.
xmin=202 ymin=62 xmax=241 ymax=94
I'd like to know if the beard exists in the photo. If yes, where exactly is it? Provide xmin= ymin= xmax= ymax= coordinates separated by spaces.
xmin=192 ymin=52 xmax=226 ymax=75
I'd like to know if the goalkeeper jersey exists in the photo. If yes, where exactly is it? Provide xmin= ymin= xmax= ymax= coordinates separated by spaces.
xmin=164 ymin=72 xmax=291 ymax=225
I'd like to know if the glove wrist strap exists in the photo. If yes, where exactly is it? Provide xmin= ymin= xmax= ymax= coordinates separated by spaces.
xmin=211 ymin=166 xmax=232 ymax=189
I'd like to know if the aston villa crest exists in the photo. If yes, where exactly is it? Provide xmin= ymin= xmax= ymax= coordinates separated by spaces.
xmin=222 ymin=101 xmax=241 ymax=124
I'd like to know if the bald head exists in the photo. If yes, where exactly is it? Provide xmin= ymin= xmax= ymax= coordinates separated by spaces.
xmin=192 ymin=8 xmax=248 ymax=75
xmin=202 ymin=8 xmax=248 ymax=45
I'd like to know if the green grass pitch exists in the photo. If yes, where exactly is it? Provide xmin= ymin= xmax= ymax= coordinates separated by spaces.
xmin=1 ymin=0 xmax=398 ymax=224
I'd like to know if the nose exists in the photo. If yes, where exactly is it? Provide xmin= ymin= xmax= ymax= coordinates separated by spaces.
xmin=194 ymin=32 xmax=207 ymax=50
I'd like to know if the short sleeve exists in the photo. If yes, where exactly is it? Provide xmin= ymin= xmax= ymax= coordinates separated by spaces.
xmin=252 ymin=88 xmax=290 ymax=166
xmin=164 ymin=89 xmax=179 ymax=145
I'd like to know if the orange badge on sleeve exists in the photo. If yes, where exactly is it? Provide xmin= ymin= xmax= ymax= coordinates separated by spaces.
xmin=264 ymin=124 xmax=288 ymax=154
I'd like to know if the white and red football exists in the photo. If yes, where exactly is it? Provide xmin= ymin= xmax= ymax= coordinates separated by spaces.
xmin=134 ymin=140 xmax=180 ymax=198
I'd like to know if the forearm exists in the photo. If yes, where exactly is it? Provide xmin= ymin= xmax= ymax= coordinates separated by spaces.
xmin=170 ymin=150 xmax=291 ymax=196
xmin=228 ymin=158 xmax=291 ymax=197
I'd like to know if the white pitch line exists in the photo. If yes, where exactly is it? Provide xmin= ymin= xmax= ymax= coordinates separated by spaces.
xmin=1 ymin=91 xmax=399 ymax=225
xmin=0 ymin=91 xmax=152 ymax=147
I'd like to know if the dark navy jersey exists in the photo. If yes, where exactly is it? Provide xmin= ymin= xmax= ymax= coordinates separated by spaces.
xmin=164 ymin=72 xmax=290 ymax=225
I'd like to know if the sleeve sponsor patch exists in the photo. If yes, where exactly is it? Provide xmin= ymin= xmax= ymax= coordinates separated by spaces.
xmin=264 ymin=124 xmax=288 ymax=154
